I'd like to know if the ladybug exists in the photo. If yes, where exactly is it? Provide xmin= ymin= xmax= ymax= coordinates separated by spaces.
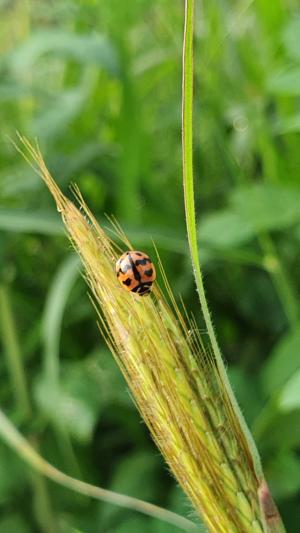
xmin=116 ymin=251 xmax=156 ymax=296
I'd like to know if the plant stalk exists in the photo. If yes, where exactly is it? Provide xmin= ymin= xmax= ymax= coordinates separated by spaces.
xmin=181 ymin=2 xmax=286 ymax=532
xmin=0 ymin=285 xmax=57 ymax=531
xmin=182 ymin=0 xmax=262 ymax=479
xmin=0 ymin=408 xmax=197 ymax=532
xmin=0 ymin=285 xmax=31 ymax=418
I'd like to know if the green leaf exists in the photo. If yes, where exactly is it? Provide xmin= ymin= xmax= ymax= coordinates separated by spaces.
xmin=267 ymin=67 xmax=300 ymax=95
xmin=198 ymin=210 xmax=254 ymax=248
xmin=228 ymin=367 xmax=264 ymax=425
xmin=35 ymin=350 xmax=129 ymax=442
xmin=0 ymin=166 xmax=43 ymax=197
xmin=232 ymin=184 xmax=300 ymax=233
xmin=0 ymin=82 xmax=34 ymax=102
xmin=91 ymin=350 xmax=131 ymax=408
xmin=279 ymin=369 xmax=300 ymax=411
xmin=109 ymin=452 xmax=158 ymax=501
xmin=8 ymin=31 xmax=119 ymax=75
xmin=257 ymin=410 xmax=300 ymax=450
xmin=108 ymin=517 xmax=150 ymax=533
xmin=0 ymin=209 xmax=63 ymax=235
xmin=274 ymin=113 xmax=300 ymax=134
xmin=267 ymin=451 xmax=300 ymax=500
xmin=262 ymin=324 xmax=300 ymax=394
xmin=282 ymin=16 xmax=300 ymax=61
xmin=161 ymin=486 xmax=205 ymax=533
xmin=0 ymin=515 xmax=31 ymax=533
xmin=118 ymin=226 xmax=187 ymax=254
xmin=0 ymin=443 xmax=26 ymax=501
xmin=265 ymin=411 xmax=300 ymax=449
xmin=31 ymin=89 xmax=87 ymax=139
xmin=100 ymin=452 xmax=159 ymax=527
xmin=34 ymin=373 xmax=97 ymax=443
xmin=199 ymin=184 xmax=300 ymax=250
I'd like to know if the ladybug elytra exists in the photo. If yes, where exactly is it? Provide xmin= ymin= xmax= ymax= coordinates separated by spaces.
xmin=116 ymin=251 xmax=156 ymax=296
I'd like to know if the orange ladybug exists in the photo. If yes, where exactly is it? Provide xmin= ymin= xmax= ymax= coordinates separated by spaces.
xmin=116 ymin=251 xmax=156 ymax=296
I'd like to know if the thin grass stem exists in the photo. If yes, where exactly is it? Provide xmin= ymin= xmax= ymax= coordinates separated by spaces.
xmin=43 ymin=254 xmax=81 ymax=385
xmin=29 ymin=452 xmax=58 ymax=533
xmin=0 ymin=408 xmax=197 ymax=532
xmin=259 ymin=234 xmax=299 ymax=328
xmin=182 ymin=0 xmax=263 ymax=482
xmin=181 ymin=2 xmax=286 ymax=532
xmin=42 ymin=254 xmax=82 ymax=477
xmin=0 ymin=285 xmax=31 ymax=418
xmin=0 ymin=286 xmax=57 ymax=531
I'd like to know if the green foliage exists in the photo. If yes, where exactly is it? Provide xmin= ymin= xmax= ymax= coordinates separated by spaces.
xmin=0 ymin=514 xmax=31 ymax=533
xmin=0 ymin=208 xmax=64 ymax=234
xmin=263 ymin=325 xmax=300 ymax=393
xmin=199 ymin=184 xmax=300 ymax=250
xmin=1 ymin=0 xmax=300 ymax=530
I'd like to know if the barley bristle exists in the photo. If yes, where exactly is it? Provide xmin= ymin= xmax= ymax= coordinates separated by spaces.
xmin=18 ymin=137 xmax=283 ymax=533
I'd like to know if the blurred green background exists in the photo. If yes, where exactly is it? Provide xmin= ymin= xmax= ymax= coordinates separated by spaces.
xmin=1 ymin=0 xmax=300 ymax=531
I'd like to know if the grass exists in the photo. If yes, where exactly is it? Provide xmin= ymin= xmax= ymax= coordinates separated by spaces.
xmin=1 ymin=0 xmax=300 ymax=531
xmin=12 ymin=125 xmax=264 ymax=531
xmin=0 ymin=408 xmax=195 ymax=531
xmin=6 ymin=1 xmax=285 ymax=525
xmin=182 ymin=2 xmax=284 ymax=530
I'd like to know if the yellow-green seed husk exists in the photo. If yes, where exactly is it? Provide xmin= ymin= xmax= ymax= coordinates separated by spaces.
xmin=20 ymin=139 xmax=265 ymax=533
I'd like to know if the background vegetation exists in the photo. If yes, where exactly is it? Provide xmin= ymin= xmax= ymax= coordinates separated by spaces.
xmin=1 ymin=0 xmax=300 ymax=531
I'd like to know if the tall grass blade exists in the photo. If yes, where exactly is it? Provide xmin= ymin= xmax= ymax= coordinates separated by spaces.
xmin=181 ymin=1 xmax=286 ymax=532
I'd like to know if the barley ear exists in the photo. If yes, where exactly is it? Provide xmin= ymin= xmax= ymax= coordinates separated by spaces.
xmin=14 ymin=129 xmax=284 ymax=533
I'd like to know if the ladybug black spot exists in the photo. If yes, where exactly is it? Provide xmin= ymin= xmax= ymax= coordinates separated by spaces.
xmin=132 ymin=282 xmax=152 ymax=295
xmin=139 ymin=284 xmax=152 ymax=295
xmin=135 ymin=258 xmax=150 ymax=266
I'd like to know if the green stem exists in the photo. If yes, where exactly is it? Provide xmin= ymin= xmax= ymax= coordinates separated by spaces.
xmin=43 ymin=255 xmax=80 ymax=384
xmin=182 ymin=0 xmax=263 ymax=480
xmin=53 ymin=420 xmax=82 ymax=479
xmin=182 ymin=3 xmax=286 ymax=531
xmin=259 ymin=234 xmax=299 ymax=329
xmin=42 ymin=255 xmax=82 ymax=477
xmin=0 ymin=285 xmax=57 ymax=531
xmin=0 ymin=285 xmax=31 ymax=418
xmin=30 ymin=447 xmax=57 ymax=533
xmin=182 ymin=0 xmax=225 ymax=364
xmin=0 ymin=408 xmax=197 ymax=532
